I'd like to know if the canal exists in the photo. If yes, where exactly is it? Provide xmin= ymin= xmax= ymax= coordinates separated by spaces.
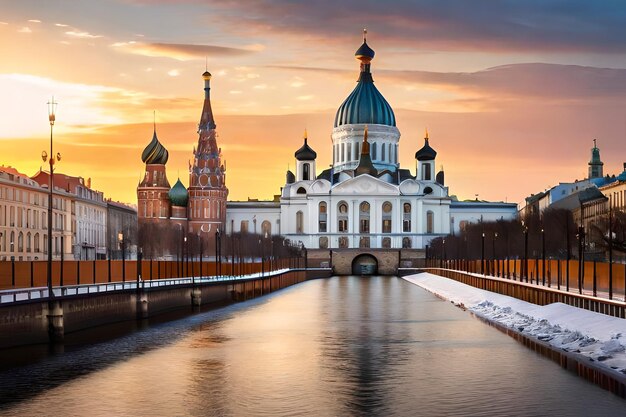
xmin=0 ymin=276 xmax=624 ymax=416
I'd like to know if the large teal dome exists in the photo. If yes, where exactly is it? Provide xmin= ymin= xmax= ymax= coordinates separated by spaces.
xmin=334 ymin=40 xmax=396 ymax=128
xmin=168 ymin=178 xmax=189 ymax=207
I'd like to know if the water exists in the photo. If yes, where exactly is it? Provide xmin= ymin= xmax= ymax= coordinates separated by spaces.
xmin=0 ymin=276 xmax=624 ymax=416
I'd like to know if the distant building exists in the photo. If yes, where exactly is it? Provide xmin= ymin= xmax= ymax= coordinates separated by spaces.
xmin=32 ymin=171 xmax=107 ymax=260
xmin=0 ymin=166 xmax=73 ymax=261
xmin=106 ymin=200 xmax=137 ymax=260
xmin=589 ymin=139 xmax=604 ymax=179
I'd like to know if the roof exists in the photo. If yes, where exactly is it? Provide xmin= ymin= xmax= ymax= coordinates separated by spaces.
xmin=168 ymin=178 xmax=189 ymax=207
xmin=550 ymin=187 xmax=607 ymax=211
xmin=415 ymin=138 xmax=437 ymax=161
xmin=295 ymin=137 xmax=317 ymax=161
xmin=141 ymin=130 xmax=169 ymax=165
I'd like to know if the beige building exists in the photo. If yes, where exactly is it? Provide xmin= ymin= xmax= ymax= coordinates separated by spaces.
xmin=0 ymin=166 xmax=73 ymax=261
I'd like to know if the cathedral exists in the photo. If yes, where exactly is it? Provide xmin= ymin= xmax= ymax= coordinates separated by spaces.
xmin=137 ymin=34 xmax=517 ymax=253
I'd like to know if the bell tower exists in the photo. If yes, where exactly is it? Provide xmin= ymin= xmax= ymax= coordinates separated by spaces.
xmin=187 ymin=70 xmax=229 ymax=242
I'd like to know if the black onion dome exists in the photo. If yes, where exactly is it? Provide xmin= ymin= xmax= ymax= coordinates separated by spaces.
xmin=295 ymin=137 xmax=317 ymax=161
xmin=168 ymin=178 xmax=189 ymax=207
xmin=415 ymin=138 xmax=437 ymax=161
xmin=355 ymin=41 xmax=375 ymax=60
xmin=141 ymin=130 xmax=169 ymax=164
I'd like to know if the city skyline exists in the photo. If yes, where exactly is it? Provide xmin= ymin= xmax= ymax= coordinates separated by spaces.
xmin=2 ymin=1 xmax=626 ymax=205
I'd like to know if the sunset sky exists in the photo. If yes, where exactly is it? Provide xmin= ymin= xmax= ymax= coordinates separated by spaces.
xmin=2 ymin=1 xmax=626 ymax=205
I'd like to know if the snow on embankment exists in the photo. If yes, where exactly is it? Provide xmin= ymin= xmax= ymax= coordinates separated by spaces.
xmin=403 ymin=273 xmax=626 ymax=376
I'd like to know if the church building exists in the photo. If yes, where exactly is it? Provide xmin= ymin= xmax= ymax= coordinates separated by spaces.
xmin=137 ymin=34 xmax=517 ymax=254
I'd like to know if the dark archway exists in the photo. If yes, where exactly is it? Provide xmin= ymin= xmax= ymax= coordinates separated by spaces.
xmin=351 ymin=254 xmax=378 ymax=275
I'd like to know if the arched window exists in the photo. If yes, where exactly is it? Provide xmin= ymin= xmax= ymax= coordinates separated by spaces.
xmin=303 ymin=163 xmax=310 ymax=181
xmin=382 ymin=237 xmax=391 ymax=248
xmin=339 ymin=236 xmax=349 ymax=248
xmin=26 ymin=232 xmax=31 ymax=252
xmin=402 ymin=237 xmax=412 ymax=248
xmin=296 ymin=187 xmax=306 ymax=194
xmin=381 ymin=143 xmax=386 ymax=161
xmin=359 ymin=201 xmax=370 ymax=233
xmin=382 ymin=201 xmax=392 ymax=233
xmin=318 ymin=202 xmax=327 ymax=232
xmin=388 ymin=143 xmax=392 ymax=163
xmin=341 ymin=143 xmax=345 ymax=162
xmin=338 ymin=202 xmax=348 ymax=232
xmin=426 ymin=211 xmax=434 ymax=234
xmin=240 ymin=220 xmax=249 ymax=233
xmin=261 ymin=220 xmax=271 ymax=236
xmin=359 ymin=236 xmax=370 ymax=248
xmin=372 ymin=142 xmax=377 ymax=160
xmin=296 ymin=211 xmax=304 ymax=234
xmin=347 ymin=144 xmax=352 ymax=162
xmin=353 ymin=142 xmax=358 ymax=160
xmin=403 ymin=203 xmax=411 ymax=232
xmin=18 ymin=232 xmax=23 ymax=252
xmin=319 ymin=236 xmax=328 ymax=249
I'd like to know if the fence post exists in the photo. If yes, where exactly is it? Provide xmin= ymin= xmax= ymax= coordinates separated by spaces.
xmin=592 ymin=260 xmax=597 ymax=297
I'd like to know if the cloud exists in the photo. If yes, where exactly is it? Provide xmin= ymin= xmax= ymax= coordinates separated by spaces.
xmin=167 ymin=69 xmax=180 ymax=76
xmin=27 ymin=19 xmax=41 ymax=23
xmin=380 ymin=63 xmax=626 ymax=102
xmin=17 ymin=27 xmax=32 ymax=33
xmin=55 ymin=23 xmax=68 ymax=27
xmin=65 ymin=30 xmax=103 ymax=39
xmin=205 ymin=0 xmax=626 ymax=54
xmin=111 ymin=42 xmax=257 ymax=61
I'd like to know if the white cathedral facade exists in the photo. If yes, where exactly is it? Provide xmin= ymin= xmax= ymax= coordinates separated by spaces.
xmin=225 ymin=36 xmax=517 ymax=249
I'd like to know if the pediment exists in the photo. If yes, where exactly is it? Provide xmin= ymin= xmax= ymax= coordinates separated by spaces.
xmin=309 ymin=179 xmax=331 ymax=194
xmin=331 ymin=174 xmax=399 ymax=195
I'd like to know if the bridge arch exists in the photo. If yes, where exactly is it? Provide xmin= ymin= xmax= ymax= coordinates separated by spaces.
xmin=351 ymin=253 xmax=379 ymax=275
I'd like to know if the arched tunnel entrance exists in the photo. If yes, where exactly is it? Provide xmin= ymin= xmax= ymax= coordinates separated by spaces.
xmin=351 ymin=254 xmax=379 ymax=275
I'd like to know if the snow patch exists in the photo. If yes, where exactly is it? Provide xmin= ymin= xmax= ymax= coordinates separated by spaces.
xmin=403 ymin=273 xmax=626 ymax=378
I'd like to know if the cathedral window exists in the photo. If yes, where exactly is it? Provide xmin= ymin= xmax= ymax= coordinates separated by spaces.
xmin=319 ymin=236 xmax=328 ymax=249
xmin=359 ymin=201 xmax=370 ymax=233
xmin=403 ymin=203 xmax=411 ymax=232
xmin=372 ymin=142 xmax=377 ymax=160
xmin=382 ymin=237 xmax=391 ymax=248
xmin=241 ymin=220 xmax=249 ymax=234
xmin=18 ymin=232 xmax=23 ymax=252
xmin=297 ymin=187 xmax=306 ymax=195
xmin=339 ymin=236 xmax=349 ymax=248
xmin=381 ymin=143 xmax=386 ymax=162
xmin=341 ymin=143 xmax=345 ymax=162
xmin=347 ymin=144 xmax=352 ymax=162
xmin=426 ymin=211 xmax=434 ymax=234
xmin=382 ymin=201 xmax=392 ymax=233
xmin=353 ymin=142 xmax=358 ymax=161
xmin=359 ymin=236 xmax=370 ymax=248
xmin=296 ymin=211 xmax=304 ymax=234
xmin=262 ymin=220 xmax=271 ymax=236
xmin=303 ymin=163 xmax=310 ymax=181
xmin=338 ymin=202 xmax=348 ymax=232
xmin=402 ymin=237 xmax=412 ymax=248
xmin=388 ymin=143 xmax=392 ymax=163
xmin=318 ymin=202 xmax=327 ymax=233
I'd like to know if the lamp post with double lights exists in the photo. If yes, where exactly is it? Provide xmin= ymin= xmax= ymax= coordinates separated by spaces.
xmin=43 ymin=97 xmax=62 ymax=297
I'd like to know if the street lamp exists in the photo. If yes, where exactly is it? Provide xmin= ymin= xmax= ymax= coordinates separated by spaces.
xmin=442 ymin=238 xmax=446 ymax=268
xmin=215 ymin=227 xmax=221 ymax=279
xmin=481 ymin=232 xmax=485 ymax=274
xmin=492 ymin=232 xmax=498 ymax=276
xmin=577 ymin=226 xmax=585 ymax=294
xmin=118 ymin=231 xmax=125 ymax=282
xmin=522 ymin=221 xmax=528 ymax=282
xmin=541 ymin=228 xmax=546 ymax=286
xmin=43 ymin=97 xmax=60 ymax=297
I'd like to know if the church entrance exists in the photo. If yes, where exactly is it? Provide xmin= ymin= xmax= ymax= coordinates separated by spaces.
xmin=351 ymin=254 xmax=378 ymax=275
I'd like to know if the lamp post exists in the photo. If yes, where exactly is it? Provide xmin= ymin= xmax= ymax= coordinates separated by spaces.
xmin=522 ymin=222 xmax=528 ymax=282
xmin=577 ymin=226 xmax=585 ymax=294
xmin=259 ymin=236 xmax=264 ymax=277
xmin=609 ymin=202 xmax=613 ymax=300
xmin=541 ymin=228 xmax=546 ymax=286
xmin=481 ymin=232 xmax=485 ymax=274
xmin=215 ymin=227 xmax=221 ymax=279
xmin=492 ymin=232 xmax=498 ymax=276
xmin=442 ymin=238 xmax=446 ymax=268
xmin=184 ymin=235 xmax=190 ymax=283
xmin=43 ymin=97 xmax=60 ymax=297
xmin=199 ymin=233 xmax=204 ymax=279
xmin=118 ymin=231 xmax=125 ymax=282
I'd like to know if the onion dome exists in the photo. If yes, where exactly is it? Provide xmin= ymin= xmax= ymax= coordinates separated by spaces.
xmin=141 ymin=130 xmax=169 ymax=165
xmin=334 ymin=31 xmax=395 ymax=128
xmin=168 ymin=178 xmax=189 ymax=207
xmin=286 ymin=169 xmax=295 ymax=184
xmin=295 ymin=129 xmax=317 ymax=161
xmin=355 ymin=126 xmax=378 ymax=177
xmin=415 ymin=129 xmax=437 ymax=161
xmin=202 ymin=70 xmax=212 ymax=80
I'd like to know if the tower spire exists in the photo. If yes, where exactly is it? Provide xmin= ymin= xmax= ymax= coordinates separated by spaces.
xmin=363 ymin=28 xmax=367 ymax=42
xmin=199 ymin=69 xmax=216 ymax=131
xmin=153 ymin=110 xmax=156 ymax=133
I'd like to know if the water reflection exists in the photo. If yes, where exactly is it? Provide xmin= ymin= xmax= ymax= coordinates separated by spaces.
xmin=0 ymin=276 xmax=624 ymax=416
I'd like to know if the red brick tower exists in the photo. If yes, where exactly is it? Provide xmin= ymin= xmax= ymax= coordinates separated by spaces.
xmin=187 ymin=71 xmax=228 ymax=243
